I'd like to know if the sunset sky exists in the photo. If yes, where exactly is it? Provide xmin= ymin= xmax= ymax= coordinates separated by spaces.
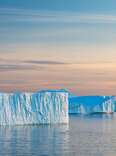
xmin=0 ymin=0 xmax=116 ymax=95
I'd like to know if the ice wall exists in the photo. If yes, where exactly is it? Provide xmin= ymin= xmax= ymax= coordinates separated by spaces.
xmin=69 ymin=96 xmax=115 ymax=114
xmin=0 ymin=90 xmax=69 ymax=125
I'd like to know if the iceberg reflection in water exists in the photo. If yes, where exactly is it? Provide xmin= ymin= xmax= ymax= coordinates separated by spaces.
xmin=0 ymin=124 xmax=69 ymax=156
xmin=1 ymin=115 xmax=116 ymax=156
xmin=0 ymin=90 xmax=69 ymax=125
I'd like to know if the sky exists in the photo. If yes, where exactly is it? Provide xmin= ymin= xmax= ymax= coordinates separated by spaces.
xmin=0 ymin=0 xmax=116 ymax=95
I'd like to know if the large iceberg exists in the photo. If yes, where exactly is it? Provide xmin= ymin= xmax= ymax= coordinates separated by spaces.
xmin=69 ymin=96 xmax=115 ymax=114
xmin=0 ymin=90 xmax=69 ymax=125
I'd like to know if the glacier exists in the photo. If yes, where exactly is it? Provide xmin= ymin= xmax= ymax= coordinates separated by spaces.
xmin=0 ymin=90 xmax=69 ymax=125
xmin=69 ymin=96 xmax=115 ymax=114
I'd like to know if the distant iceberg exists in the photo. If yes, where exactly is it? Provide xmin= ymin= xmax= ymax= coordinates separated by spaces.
xmin=0 ymin=90 xmax=69 ymax=125
xmin=69 ymin=96 xmax=115 ymax=114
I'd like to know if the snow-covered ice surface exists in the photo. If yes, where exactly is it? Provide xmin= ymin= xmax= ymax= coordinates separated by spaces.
xmin=0 ymin=90 xmax=69 ymax=125
xmin=69 ymin=96 xmax=115 ymax=114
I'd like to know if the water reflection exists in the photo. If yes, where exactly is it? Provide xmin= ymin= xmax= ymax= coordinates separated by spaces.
xmin=1 ymin=115 xmax=116 ymax=156
xmin=69 ymin=114 xmax=116 ymax=156
xmin=0 ymin=124 xmax=69 ymax=156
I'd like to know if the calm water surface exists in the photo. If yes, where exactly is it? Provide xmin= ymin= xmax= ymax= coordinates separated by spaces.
xmin=1 ymin=114 xmax=116 ymax=156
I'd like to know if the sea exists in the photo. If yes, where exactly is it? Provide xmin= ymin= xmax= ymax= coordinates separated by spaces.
xmin=0 ymin=114 xmax=116 ymax=156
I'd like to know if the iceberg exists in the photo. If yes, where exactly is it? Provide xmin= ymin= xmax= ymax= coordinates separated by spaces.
xmin=69 ymin=96 xmax=115 ymax=114
xmin=0 ymin=90 xmax=69 ymax=125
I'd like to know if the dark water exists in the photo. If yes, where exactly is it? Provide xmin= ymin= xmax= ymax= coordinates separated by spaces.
xmin=1 ymin=114 xmax=116 ymax=156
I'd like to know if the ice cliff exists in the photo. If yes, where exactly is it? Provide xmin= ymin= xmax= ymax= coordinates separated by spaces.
xmin=0 ymin=90 xmax=69 ymax=125
xmin=0 ymin=88 xmax=115 ymax=125
xmin=69 ymin=96 xmax=115 ymax=114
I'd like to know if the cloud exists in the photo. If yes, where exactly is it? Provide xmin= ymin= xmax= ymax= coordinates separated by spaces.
xmin=1 ymin=8 xmax=116 ymax=24
xmin=0 ymin=63 xmax=43 ymax=72
xmin=24 ymin=60 xmax=66 ymax=65
xmin=0 ymin=80 xmax=26 ymax=84
xmin=0 ymin=58 xmax=68 ymax=73
xmin=0 ymin=58 xmax=67 ymax=73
